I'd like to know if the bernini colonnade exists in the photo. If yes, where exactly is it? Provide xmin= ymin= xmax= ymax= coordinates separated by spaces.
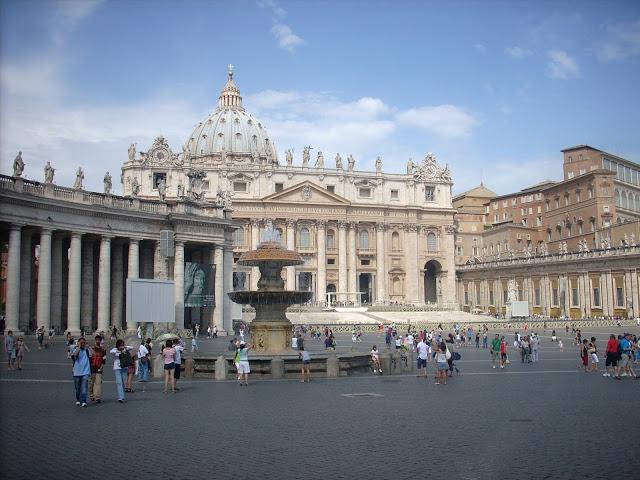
xmin=0 ymin=175 xmax=237 ymax=335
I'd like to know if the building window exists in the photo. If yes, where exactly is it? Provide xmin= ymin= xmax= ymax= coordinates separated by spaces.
xmin=153 ymin=172 xmax=167 ymax=189
xmin=568 ymin=156 xmax=572 ymax=163
xmin=552 ymin=288 xmax=559 ymax=306
xmin=359 ymin=188 xmax=371 ymax=198
xmin=359 ymin=230 xmax=369 ymax=248
xmin=275 ymin=182 xmax=284 ymax=192
xmin=299 ymin=227 xmax=311 ymax=247
xmin=489 ymin=289 xmax=494 ymax=305
xmin=536 ymin=216 xmax=542 ymax=227
xmin=571 ymin=288 xmax=579 ymax=307
xmin=456 ymin=246 xmax=463 ymax=256
xmin=464 ymin=290 xmax=469 ymax=305
xmin=564 ymin=196 xmax=569 ymax=206
xmin=233 ymin=227 xmax=245 ymax=246
xmin=425 ymin=186 xmax=435 ymax=202
xmin=603 ymin=183 xmax=609 ymax=195
xmin=233 ymin=181 xmax=247 ymax=193
xmin=361 ymin=259 xmax=370 ymax=266
xmin=555 ymin=198 xmax=560 ymax=209
xmin=576 ymin=191 xmax=581 ymax=202
xmin=390 ymin=189 xmax=399 ymax=200
xmin=592 ymin=287 xmax=600 ymax=307
xmin=326 ymin=185 xmax=335 ymax=194
xmin=616 ymin=287 xmax=624 ymax=308
xmin=588 ymin=186 xmax=593 ymax=199
xmin=327 ymin=258 xmax=335 ymax=265
xmin=391 ymin=231 xmax=400 ymax=250
xmin=427 ymin=232 xmax=437 ymax=252
xmin=326 ymin=230 xmax=335 ymax=249
xmin=503 ymin=290 xmax=508 ymax=303
xmin=535 ymin=288 xmax=541 ymax=305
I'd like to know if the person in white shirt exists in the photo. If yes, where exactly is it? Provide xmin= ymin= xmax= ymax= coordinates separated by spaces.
xmin=109 ymin=340 xmax=133 ymax=402
xmin=173 ymin=339 xmax=185 ymax=390
xmin=191 ymin=337 xmax=198 ymax=352
xmin=370 ymin=345 xmax=382 ymax=374
xmin=137 ymin=342 xmax=150 ymax=384
xmin=395 ymin=336 xmax=402 ymax=350
xmin=416 ymin=339 xmax=430 ymax=377
xmin=407 ymin=334 xmax=415 ymax=352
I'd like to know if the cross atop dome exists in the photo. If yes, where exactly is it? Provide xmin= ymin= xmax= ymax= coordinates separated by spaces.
xmin=227 ymin=64 xmax=234 ymax=80
xmin=218 ymin=65 xmax=243 ymax=110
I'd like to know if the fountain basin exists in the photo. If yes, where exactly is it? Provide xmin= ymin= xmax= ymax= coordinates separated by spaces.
xmin=227 ymin=290 xmax=312 ymax=307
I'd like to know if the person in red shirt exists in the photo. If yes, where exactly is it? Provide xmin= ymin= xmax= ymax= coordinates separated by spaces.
xmin=499 ymin=336 xmax=508 ymax=369
xmin=604 ymin=334 xmax=619 ymax=378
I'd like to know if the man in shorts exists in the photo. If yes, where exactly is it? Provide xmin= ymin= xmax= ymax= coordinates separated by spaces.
xmin=416 ymin=337 xmax=429 ymax=377
xmin=604 ymin=334 xmax=619 ymax=378
xmin=618 ymin=333 xmax=637 ymax=379
xmin=490 ymin=334 xmax=501 ymax=369
xmin=298 ymin=346 xmax=311 ymax=383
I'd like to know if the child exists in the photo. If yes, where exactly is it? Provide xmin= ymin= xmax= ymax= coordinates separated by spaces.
xmin=15 ymin=337 xmax=30 ymax=370
xmin=299 ymin=347 xmax=311 ymax=382
xmin=558 ymin=339 xmax=564 ymax=351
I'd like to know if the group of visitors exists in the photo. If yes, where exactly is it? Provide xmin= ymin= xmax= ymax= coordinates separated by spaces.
xmin=4 ymin=331 xmax=29 ymax=370
xmin=601 ymin=333 xmax=638 ymax=380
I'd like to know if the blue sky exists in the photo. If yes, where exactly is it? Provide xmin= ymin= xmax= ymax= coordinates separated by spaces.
xmin=1 ymin=0 xmax=639 ymax=194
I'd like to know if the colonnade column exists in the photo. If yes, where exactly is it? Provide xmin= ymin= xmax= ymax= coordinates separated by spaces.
xmin=286 ymin=220 xmax=296 ymax=291
xmin=97 ymin=236 xmax=112 ymax=333
xmin=5 ymin=224 xmax=23 ymax=333
xmin=250 ymin=219 xmax=261 ymax=290
xmin=50 ymin=234 xmax=63 ymax=331
xmin=631 ymin=269 xmax=639 ymax=319
xmin=338 ymin=221 xmax=347 ymax=302
xmin=375 ymin=223 xmax=386 ymax=304
xmin=81 ymin=239 xmax=94 ymax=333
xmin=111 ymin=241 xmax=124 ymax=329
xmin=347 ymin=222 xmax=357 ymax=303
xmin=19 ymin=229 xmax=33 ymax=332
xmin=223 ymin=244 xmax=234 ymax=334
xmin=213 ymin=245 xmax=225 ymax=334
xmin=316 ymin=220 xmax=326 ymax=305
xmin=174 ymin=241 xmax=185 ymax=330
xmin=36 ymin=228 xmax=52 ymax=331
xmin=404 ymin=224 xmax=419 ymax=304
xmin=67 ymin=233 xmax=82 ymax=335
xmin=128 ymin=238 xmax=140 ymax=280
xmin=605 ymin=271 xmax=614 ymax=316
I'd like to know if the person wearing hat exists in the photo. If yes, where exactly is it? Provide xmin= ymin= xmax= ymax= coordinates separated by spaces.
xmin=237 ymin=341 xmax=251 ymax=386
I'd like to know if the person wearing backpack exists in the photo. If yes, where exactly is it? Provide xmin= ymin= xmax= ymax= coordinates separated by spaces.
xmin=89 ymin=335 xmax=107 ymax=403
xmin=110 ymin=339 xmax=133 ymax=403
xmin=71 ymin=337 xmax=92 ymax=407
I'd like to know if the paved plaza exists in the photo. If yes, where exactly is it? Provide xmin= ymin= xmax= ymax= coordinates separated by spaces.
xmin=1 ymin=326 xmax=639 ymax=480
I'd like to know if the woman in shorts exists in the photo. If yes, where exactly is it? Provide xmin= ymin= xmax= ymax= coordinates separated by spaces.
xmin=435 ymin=342 xmax=448 ymax=385
xmin=588 ymin=337 xmax=599 ymax=372
xmin=299 ymin=346 xmax=311 ymax=383
xmin=237 ymin=342 xmax=251 ymax=386
xmin=162 ymin=339 xmax=176 ymax=394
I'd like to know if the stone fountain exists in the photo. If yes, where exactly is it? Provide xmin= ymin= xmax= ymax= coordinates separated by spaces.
xmin=227 ymin=226 xmax=312 ymax=353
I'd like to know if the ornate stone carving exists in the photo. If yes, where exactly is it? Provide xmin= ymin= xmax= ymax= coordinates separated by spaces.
xmin=73 ymin=167 xmax=84 ymax=190
xmin=375 ymin=222 xmax=386 ymax=231
xmin=347 ymin=154 xmax=355 ymax=172
xmin=44 ymin=161 xmax=55 ymax=184
xmin=286 ymin=219 xmax=297 ymax=229
xmin=444 ymin=224 xmax=456 ymax=235
xmin=403 ymin=224 xmax=418 ymax=233
xmin=335 ymin=153 xmax=343 ymax=170
xmin=315 ymin=151 xmax=324 ymax=168
xmin=375 ymin=156 xmax=382 ymax=173
xmin=128 ymin=143 xmax=136 ymax=162
xmin=186 ymin=168 xmax=206 ymax=201
xmin=301 ymin=184 xmax=312 ymax=201
xmin=103 ymin=172 xmax=112 ymax=195
xmin=413 ymin=153 xmax=451 ymax=183
xmin=338 ymin=221 xmax=348 ymax=230
xmin=285 ymin=149 xmax=293 ymax=166
xmin=131 ymin=177 xmax=140 ymax=196
xmin=141 ymin=136 xmax=182 ymax=167
xmin=407 ymin=158 xmax=415 ymax=175
xmin=157 ymin=178 xmax=167 ymax=201
xmin=13 ymin=151 xmax=24 ymax=177
xmin=214 ymin=187 xmax=233 ymax=209
xmin=302 ymin=146 xmax=311 ymax=167
xmin=507 ymin=279 xmax=518 ymax=303
xmin=316 ymin=219 xmax=326 ymax=229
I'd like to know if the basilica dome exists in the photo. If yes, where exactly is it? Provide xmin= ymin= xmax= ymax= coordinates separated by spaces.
xmin=184 ymin=67 xmax=278 ymax=164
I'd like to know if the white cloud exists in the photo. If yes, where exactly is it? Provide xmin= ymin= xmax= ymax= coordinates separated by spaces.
xmin=271 ymin=23 xmax=304 ymax=51
xmin=397 ymin=105 xmax=478 ymax=139
xmin=56 ymin=0 xmax=105 ymax=24
xmin=474 ymin=43 xmax=487 ymax=54
xmin=0 ymin=57 xmax=65 ymax=97
xmin=505 ymin=46 xmax=531 ymax=58
xmin=547 ymin=50 xmax=580 ymax=79
xmin=257 ymin=0 xmax=286 ymax=17
xmin=595 ymin=20 xmax=640 ymax=61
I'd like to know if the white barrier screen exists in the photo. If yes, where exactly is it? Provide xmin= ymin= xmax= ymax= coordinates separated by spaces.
xmin=510 ymin=301 xmax=529 ymax=317
xmin=126 ymin=278 xmax=175 ymax=324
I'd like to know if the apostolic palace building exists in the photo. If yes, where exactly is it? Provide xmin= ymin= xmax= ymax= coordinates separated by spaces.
xmin=0 ymin=68 xmax=459 ymax=335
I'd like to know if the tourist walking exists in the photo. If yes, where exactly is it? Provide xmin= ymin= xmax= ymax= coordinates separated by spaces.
xmin=48 ymin=326 xmax=55 ymax=348
xmin=14 ymin=336 xmax=30 ymax=370
xmin=371 ymin=345 xmax=382 ymax=374
xmin=482 ymin=330 xmax=488 ymax=349
xmin=619 ymin=333 xmax=637 ymax=379
xmin=110 ymin=339 xmax=133 ymax=402
xmin=191 ymin=336 xmax=198 ymax=352
xmin=299 ymin=346 xmax=311 ymax=382
xmin=71 ymin=337 xmax=92 ymax=407
xmin=89 ymin=335 xmax=106 ymax=403
xmin=5 ymin=330 xmax=16 ymax=370
xmin=237 ymin=342 xmax=251 ymax=386
xmin=162 ymin=339 xmax=176 ymax=394
xmin=499 ymin=336 xmax=508 ymax=369
xmin=36 ymin=326 xmax=45 ymax=350
xmin=604 ymin=334 xmax=619 ymax=378
xmin=588 ymin=337 xmax=598 ymax=372
xmin=173 ymin=338 xmax=185 ymax=390
xmin=416 ymin=337 xmax=429 ymax=377
xmin=125 ymin=347 xmax=137 ymax=393
xmin=490 ymin=334 xmax=501 ymax=369
xmin=530 ymin=334 xmax=540 ymax=363
xmin=580 ymin=339 xmax=589 ymax=372
xmin=435 ymin=342 xmax=448 ymax=385
xmin=138 ymin=340 xmax=150 ymax=385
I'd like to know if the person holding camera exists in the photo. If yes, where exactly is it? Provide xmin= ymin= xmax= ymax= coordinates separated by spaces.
xmin=110 ymin=339 xmax=133 ymax=403
xmin=89 ymin=335 xmax=106 ymax=403
xmin=71 ymin=337 xmax=92 ymax=407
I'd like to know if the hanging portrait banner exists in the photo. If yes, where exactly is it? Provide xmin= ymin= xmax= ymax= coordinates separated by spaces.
xmin=184 ymin=262 xmax=215 ymax=307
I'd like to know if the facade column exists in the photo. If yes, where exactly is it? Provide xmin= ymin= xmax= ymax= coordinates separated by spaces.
xmin=347 ymin=222 xmax=357 ymax=303
xmin=66 ymin=232 xmax=82 ymax=335
xmin=154 ymin=240 xmax=168 ymax=280
xmin=19 ymin=229 xmax=33 ymax=333
xmin=81 ymin=239 xmax=94 ymax=332
xmin=405 ymin=224 xmax=419 ymax=304
xmin=5 ymin=224 xmax=23 ymax=333
xmin=316 ymin=220 xmax=326 ymax=305
xmin=110 ymin=241 xmax=124 ymax=329
xmin=338 ymin=221 xmax=347 ymax=302
xmin=223 ymin=244 xmax=234 ymax=334
xmin=286 ymin=219 xmax=296 ymax=291
xmin=173 ymin=241 xmax=185 ymax=330
xmin=250 ymin=219 xmax=261 ymax=290
xmin=605 ymin=271 xmax=614 ymax=316
xmin=97 ymin=236 xmax=112 ymax=333
xmin=375 ymin=223 xmax=386 ymax=304
xmin=50 ymin=234 xmax=63 ymax=332
xmin=630 ymin=268 xmax=639 ymax=319
xmin=36 ymin=228 xmax=53 ymax=331
xmin=128 ymin=238 xmax=140 ymax=280
xmin=624 ymin=270 xmax=634 ymax=318
xmin=213 ymin=245 xmax=225 ymax=334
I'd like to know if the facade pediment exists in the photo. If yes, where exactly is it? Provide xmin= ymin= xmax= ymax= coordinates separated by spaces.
xmin=262 ymin=181 xmax=350 ymax=205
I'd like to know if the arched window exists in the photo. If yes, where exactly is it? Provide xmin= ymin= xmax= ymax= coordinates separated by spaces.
xmin=275 ymin=228 xmax=283 ymax=242
xmin=392 ymin=231 xmax=400 ymax=250
xmin=615 ymin=189 xmax=621 ymax=206
xmin=427 ymin=232 xmax=437 ymax=252
xmin=392 ymin=276 xmax=402 ymax=295
xmin=326 ymin=229 xmax=335 ymax=249
xmin=233 ymin=227 xmax=245 ymax=246
xmin=490 ymin=243 xmax=494 ymax=254
xmin=359 ymin=230 xmax=369 ymax=248
xmin=299 ymin=227 xmax=310 ymax=247
xmin=621 ymin=191 xmax=628 ymax=209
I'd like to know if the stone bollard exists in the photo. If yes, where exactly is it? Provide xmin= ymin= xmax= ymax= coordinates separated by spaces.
xmin=184 ymin=357 xmax=194 ymax=379
xmin=326 ymin=355 xmax=340 ymax=377
xmin=215 ymin=355 xmax=228 ymax=380
xmin=153 ymin=354 xmax=163 ymax=378
xmin=271 ymin=357 xmax=285 ymax=379
xmin=380 ymin=353 xmax=392 ymax=376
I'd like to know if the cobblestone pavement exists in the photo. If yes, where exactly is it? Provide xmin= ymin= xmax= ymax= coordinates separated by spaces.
xmin=1 ymin=327 xmax=638 ymax=479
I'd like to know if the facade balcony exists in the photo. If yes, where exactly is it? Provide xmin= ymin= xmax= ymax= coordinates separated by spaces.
xmin=357 ymin=247 xmax=376 ymax=256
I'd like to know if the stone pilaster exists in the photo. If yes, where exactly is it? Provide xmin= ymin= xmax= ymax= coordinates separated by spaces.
xmin=213 ymin=245 xmax=225 ymax=334
xmin=316 ymin=220 xmax=326 ymax=305
xmin=338 ymin=221 xmax=347 ymax=302
xmin=404 ymin=224 xmax=419 ymax=304
xmin=223 ymin=244 xmax=234 ymax=334
xmin=81 ymin=239 xmax=94 ymax=332
xmin=36 ymin=228 xmax=53 ymax=331
xmin=375 ymin=223 xmax=386 ymax=304
xmin=5 ymin=224 xmax=23 ymax=333
xmin=347 ymin=222 xmax=357 ymax=302
xmin=286 ymin=219 xmax=296 ymax=291
xmin=174 ymin=240 xmax=185 ymax=330
xmin=66 ymin=232 xmax=82 ymax=335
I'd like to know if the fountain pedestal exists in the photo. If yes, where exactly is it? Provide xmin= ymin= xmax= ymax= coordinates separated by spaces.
xmin=250 ymin=320 xmax=293 ymax=353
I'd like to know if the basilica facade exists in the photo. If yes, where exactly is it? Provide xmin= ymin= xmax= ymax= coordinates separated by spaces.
xmin=121 ymin=68 xmax=458 ymax=307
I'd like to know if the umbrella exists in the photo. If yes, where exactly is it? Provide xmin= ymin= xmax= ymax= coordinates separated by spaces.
xmin=155 ymin=333 xmax=179 ymax=343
